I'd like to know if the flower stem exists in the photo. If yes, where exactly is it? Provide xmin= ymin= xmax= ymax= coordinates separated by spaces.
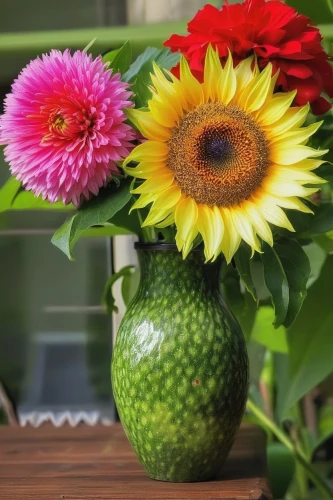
xmin=247 ymin=398 xmax=333 ymax=499
xmin=293 ymin=403 xmax=309 ymax=499
xmin=137 ymin=209 xmax=155 ymax=242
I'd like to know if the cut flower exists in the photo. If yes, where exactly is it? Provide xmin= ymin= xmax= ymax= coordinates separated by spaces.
xmin=124 ymin=48 xmax=326 ymax=262
xmin=0 ymin=50 xmax=135 ymax=206
xmin=164 ymin=0 xmax=333 ymax=115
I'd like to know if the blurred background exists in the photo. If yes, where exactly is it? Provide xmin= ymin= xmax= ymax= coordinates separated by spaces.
xmin=0 ymin=1 xmax=333 ymax=499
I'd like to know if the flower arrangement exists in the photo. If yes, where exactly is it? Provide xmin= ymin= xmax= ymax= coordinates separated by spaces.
xmin=0 ymin=0 xmax=332 ymax=329
xmin=1 ymin=0 xmax=333 ymax=493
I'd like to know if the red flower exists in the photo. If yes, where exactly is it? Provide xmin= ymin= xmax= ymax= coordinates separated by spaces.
xmin=164 ymin=0 xmax=333 ymax=115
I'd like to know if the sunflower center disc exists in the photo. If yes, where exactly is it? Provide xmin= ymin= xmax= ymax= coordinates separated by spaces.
xmin=204 ymin=137 xmax=234 ymax=164
xmin=167 ymin=102 xmax=269 ymax=207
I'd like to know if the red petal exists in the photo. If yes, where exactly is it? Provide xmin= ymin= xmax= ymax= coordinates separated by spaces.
xmin=279 ymin=61 xmax=314 ymax=79
xmin=288 ymin=76 xmax=321 ymax=105
xmin=257 ymin=28 xmax=285 ymax=46
xmin=281 ymin=52 xmax=314 ymax=61
xmin=164 ymin=34 xmax=192 ymax=50
xmin=188 ymin=4 xmax=226 ymax=32
xmin=279 ymin=41 xmax=302 ymax=56
xmin=283 ymin=16 xmax=311 ymax=42
xmin=263 ymin=1 xmax=297 ymax=28
xmin=222 ymin=3 xmax=247 ymax=27
xmin=311 ymin=96 xmax=332 ymax=115
xmin=254 ymin=44 xmax=280 ymax=58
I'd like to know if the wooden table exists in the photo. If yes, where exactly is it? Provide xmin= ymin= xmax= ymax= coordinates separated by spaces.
xmin=0 ymin=423 xmax=272 ymax=500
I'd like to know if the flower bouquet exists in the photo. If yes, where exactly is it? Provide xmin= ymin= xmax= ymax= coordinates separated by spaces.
xmin=1 ymin=0 xmax=333 ymax=489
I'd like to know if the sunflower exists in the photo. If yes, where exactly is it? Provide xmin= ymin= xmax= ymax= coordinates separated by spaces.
xmin=124 ymin=47 xmax=326 ymax=262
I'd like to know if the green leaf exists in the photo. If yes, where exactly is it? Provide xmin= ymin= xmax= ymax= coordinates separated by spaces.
xmin=261 ymin=239 xmax=310 ymax=328
xmin=122 ymin=47 xmax=180 ymax=108
xmin=234 ymin=244 xmax=258 ymax=302
xmin=277 ymin=256 xmax=333 ymax=418
xmin=52 ymin=180 xmax=132 ymax=259
xmin=251 ymin=306 xmax=288 ymax=353
xmin=0 ymin=177 xmax=72 ymax=211
xmin=274 ymin=239 xmax=310 ymax=328
xmin=123 ymin=47 xmax=179 ymax=83
xmin=51 ymin=216 xmax=77 ymax=260
xmin=0 ymin=177 xmax=21 ymax=212
xmin=132 ymin=71 xmax=154 ymax=109
xmin=110 ymin=200 xmax=142 ymax=236
xmin=102 ymin=265 xmax=135 ymax=314
xmin=267 ymin=443 xmax=295 ymax=500
xmin=102 ymin=40 xmax=132 ymax=76
xmin=287 ymin=203 xmax=333 ymax=239
xmin=80 ymin=225 xmax=132 ymax=238
xmin=303 ymin=242 xmax=327 ymax=287
xmin=261 ymin=243 xmax=289 ymax=327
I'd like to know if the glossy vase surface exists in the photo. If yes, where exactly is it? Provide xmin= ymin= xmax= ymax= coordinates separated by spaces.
xmin=111 ymin=244 xmax=249 ymax=482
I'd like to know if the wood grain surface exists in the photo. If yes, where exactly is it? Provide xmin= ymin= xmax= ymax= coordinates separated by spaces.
xmin=0 ymin=423 xmax=272 ymax=500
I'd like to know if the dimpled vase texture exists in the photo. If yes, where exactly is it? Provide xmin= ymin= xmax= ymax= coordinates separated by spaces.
xmin=112 ymin=245 xmax=249 ymax=482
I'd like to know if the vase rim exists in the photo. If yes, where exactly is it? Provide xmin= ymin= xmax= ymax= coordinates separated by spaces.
xmin=134 ymin=242 xmax=180 ymax=252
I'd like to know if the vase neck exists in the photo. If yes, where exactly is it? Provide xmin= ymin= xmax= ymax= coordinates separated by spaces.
xmin=136 ymin=248 xmax=222 ymax=297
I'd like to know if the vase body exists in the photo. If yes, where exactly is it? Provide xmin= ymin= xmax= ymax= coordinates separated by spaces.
xmin=112 ymin=244 xmax=249 ymax=482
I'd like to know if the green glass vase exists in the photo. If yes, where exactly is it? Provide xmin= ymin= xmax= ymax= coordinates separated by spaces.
xmin=112 ymin=243 xmax=249 ymax=482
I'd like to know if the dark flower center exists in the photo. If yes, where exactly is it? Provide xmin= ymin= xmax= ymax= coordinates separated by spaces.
xmin=204 ymin=137 xmax=234 ymax=164
xmin=167 ymin=102 xmax=269 ymax=207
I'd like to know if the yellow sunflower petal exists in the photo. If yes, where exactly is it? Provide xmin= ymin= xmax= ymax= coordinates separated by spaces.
xmin=142 ymin=209 xmax=171 ymax=227
xmin=212 ymin=206 xmax=225 ymax=260
xmin=126 ymin=108 xmax=170 ymax=141
xmin=270 ymin=121 xmax=323 ymax=147
xmin=263 ymin=176 xmax=319 ymax=197
xmin=151 ymin=63 xmax=185 ymax=117
xmin=290 ymin=159 xmax=326 ymax=171
xmin=266 ymin=68 xmax=280 ymax=100
xmin=148 ymin=95 xmax=180 ymax=128
xmin=255 ymin=91 xmax=297 ymax=127
xmin=203 ymin=45 xmax=224 ymax=101
xmin=220 ymin=208 xmax=241 ymax=263
xmin=124 ymin=141 xmax=169 ymax=168
xmin=234 ymin=56 xmax=257 ymax=95
xmin=273 ymin=166 xmax=326 ymax=185
xmin=181 ymin=225 xmax=199 ymax=259
xmin=131 ymin=172 xmax=174 ymax=194
xmin=244 ymin=201 xmax=273 ymax=246
xmin=270 ymin=195 xmax=313 ymax=214
xmin=130 ymin=192 xmax=156 ymax=212
xmin=258 ymin=200 xmax=295 ymax=232
xmin=155 ymin=212 xmax=176 ymax=229
xmin=179 ymin=55 xmax=204 ymax=108
xmin=151 ymin=185 xmax=182 ymax=211
xmin=197 ymin=205 xmax=224 ymax=261
xmin=265 ymin=104 xmax=310 ymax=138
xmin=239 ymin=62 xmax=273 ymax=113
xmin=175 ymin=197 xmax=198 ymax=256
xmin=218 ymin=50 xmax=237 ymax=105
xmin=270 ymin=145 xmax=327 ymax=165
xmin=124 ymin=162 xmax=166 ymax=179
xmin=230 ymin=208 xmax=261 ymax=254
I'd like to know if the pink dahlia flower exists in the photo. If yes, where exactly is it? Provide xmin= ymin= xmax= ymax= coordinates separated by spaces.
xmin=0 ymin=50 xmax=135 ymax=206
